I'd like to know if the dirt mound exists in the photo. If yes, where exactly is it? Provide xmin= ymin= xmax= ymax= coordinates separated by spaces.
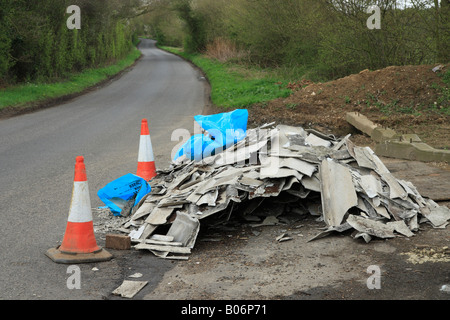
xmin=247 ymin=64 xmax=449 ymax=150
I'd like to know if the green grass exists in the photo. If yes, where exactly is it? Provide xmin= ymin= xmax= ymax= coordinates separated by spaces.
xmin=0 ymin=47 xmax=142 ymax=110
xmin=434 ymin=68 xmax=450 ymax=116
xmin=159 ymin=46 xmax=292 ymax=108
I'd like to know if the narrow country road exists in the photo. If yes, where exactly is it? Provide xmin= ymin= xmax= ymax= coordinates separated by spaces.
xmin=0 ymin=39 xmax=207 ymax=299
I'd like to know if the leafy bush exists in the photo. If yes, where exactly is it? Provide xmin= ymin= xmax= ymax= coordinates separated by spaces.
xmin=1 ymin=0 xmax=136 ymax=85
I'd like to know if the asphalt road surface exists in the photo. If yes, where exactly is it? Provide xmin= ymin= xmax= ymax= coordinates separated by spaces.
xmin=0 ymin=39 xmax=207 ymax=299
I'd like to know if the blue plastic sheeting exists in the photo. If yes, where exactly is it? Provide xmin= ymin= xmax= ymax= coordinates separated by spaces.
xmin=175 ymin=109 xmax=248 ymax=161
xmin=97 ymin=173 xmax=151 ymax=216
xmin=173 ymin=133 xmax=222 ymax=162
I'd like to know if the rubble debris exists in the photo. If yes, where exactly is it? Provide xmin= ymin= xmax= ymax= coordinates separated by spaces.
xmin=401 ymin=246 xmax=450 ymax=264
xmin=421 ymin=201 xmax=450 ymax=228
xmin=432 ymin=65 xmax=444 ymax=73
xmin=252 ymin=215 xmax=280 ymax=227
xmin=440 ymin=284 xmax=450 ymax=293
xmin=129 ymin=273 xmax=143 ymax=278
xmin=276 ymin=233 xmax=293 ymax=242
xmin=112 ymin=280 xmax=148 ymax=299
xmin=346 ymin=214 xmax=396 ymax=239
xmin=307 ymin=223 xmax=353 ymax=242
xmin=106 ymin=123 xmax=450 ymax=259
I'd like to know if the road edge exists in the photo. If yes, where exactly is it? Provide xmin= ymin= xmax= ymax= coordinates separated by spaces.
xmin=155 ymin=43 xmax=224 ymax=117
xmin=0 ymin=50 xmax=143 ymax=120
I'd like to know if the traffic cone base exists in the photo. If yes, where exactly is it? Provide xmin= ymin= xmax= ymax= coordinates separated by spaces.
xmin=46 ymin=156 xmax=112 ymax=264
xmin=46 ymin=246 xmax=112 ymax=264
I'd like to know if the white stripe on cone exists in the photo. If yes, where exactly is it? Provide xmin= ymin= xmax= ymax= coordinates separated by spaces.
xmin=138 ymin=134 xmax=155 ymax=162
xmin=67 ymin=181 xmax=93 ymax=223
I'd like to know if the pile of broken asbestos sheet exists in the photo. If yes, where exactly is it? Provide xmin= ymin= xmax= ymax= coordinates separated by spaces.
xmin=117 ymin=123 xmax=450 ymax=259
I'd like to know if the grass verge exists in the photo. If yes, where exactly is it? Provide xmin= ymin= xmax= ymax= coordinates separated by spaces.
xmin=0 ymin=47 xmax=142 ymax=111
xmin=159 ymin=46 xmax=292 ymax=108
xmin=433 ymin=68 xmax=450 ymax=116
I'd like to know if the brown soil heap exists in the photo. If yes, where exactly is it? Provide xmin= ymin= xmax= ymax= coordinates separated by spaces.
xmin=247 ymin=64 xmax=449 ymax=150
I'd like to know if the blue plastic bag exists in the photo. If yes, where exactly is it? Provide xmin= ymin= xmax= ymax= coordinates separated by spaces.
xmin=174 ymin=134 xmax=220 ymax=162
xmin=97 ymin=173 xmax=151 ymax=216
xmin=175 ymin=109 xmax=248 ymax=161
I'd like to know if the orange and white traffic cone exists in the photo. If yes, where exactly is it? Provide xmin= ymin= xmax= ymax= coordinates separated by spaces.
xmin=46 ymin=156 xmax=112 ymax=264
xmin=136 ymin=119 xmax=156 ymax=181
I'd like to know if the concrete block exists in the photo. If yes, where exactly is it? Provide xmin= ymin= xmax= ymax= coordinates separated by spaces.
xmin=398 ymin=134 xmax=421 ymax=143
xmin=375 ymin=140 xmax=450 ymax=163
xmin=371 ymin=127 xmax=398 ymax=142
xmin=346 ymin=111 xmax=399 ymax=142
xmin=346 ymin=111 xmax=449 ymax=162
xmin=105 ymin=233 xmax=131 ymax=250
xmin=345 ymin=112 xmax=377 ymax=136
